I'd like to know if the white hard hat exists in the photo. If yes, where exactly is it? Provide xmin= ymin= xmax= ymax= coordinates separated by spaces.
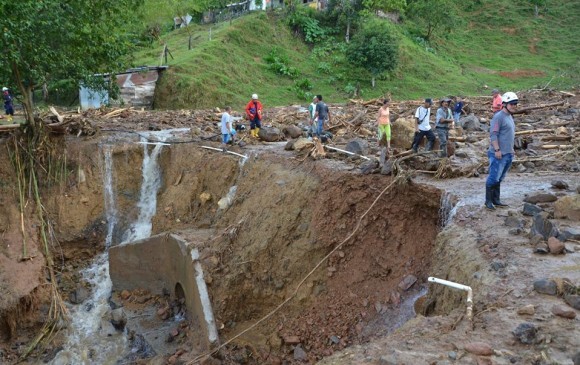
xmin=501 ymin=92 xmax=518 ymax=104
xmin=251 ymin=93 xmax=258 ymax=100
xmin=1 ymin=87 xmax=7 ymax=91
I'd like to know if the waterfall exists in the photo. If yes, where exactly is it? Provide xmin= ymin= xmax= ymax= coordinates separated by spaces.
xmin=438 ymin=192 xmax=459 ymax=229
xmin=50 ymin=130 xmax=179 ymax=365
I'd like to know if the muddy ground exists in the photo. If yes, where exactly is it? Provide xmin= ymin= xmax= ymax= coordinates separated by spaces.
xmin=0 ymin=89 xmax=579 ymax=365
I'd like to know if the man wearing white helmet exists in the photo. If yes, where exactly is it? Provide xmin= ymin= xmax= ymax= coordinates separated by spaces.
xmin=245 ymin=93 xmax=263 ymax=138
xmin=3 ymin=87 xmax=14 ymax=122
xmin=485 ymin=91 xmax=518 ymax=210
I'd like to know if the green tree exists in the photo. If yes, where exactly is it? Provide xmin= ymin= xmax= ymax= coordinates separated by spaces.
xmin=328 ymin=0 xmax=364 ymax=42
xmin=363 ymin=0 xmax=406 ymax=13
xmin=0 ymin=0 xmax=141 ymax=124
xmin=407 ymin=0 xmax=459 ymax=40
xmin=346 ymin=20 xmax=398 ymax=87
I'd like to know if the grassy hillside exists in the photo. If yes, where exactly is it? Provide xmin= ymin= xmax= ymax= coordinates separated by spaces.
xmin=131 ymin=0 xmax=580 ymax=109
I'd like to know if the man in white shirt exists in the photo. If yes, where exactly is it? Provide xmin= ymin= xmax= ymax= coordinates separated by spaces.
xmin=411 ymin=98 xmax=436 ymax=153
xmin=221 ymin=106 xmax=233 ymax=149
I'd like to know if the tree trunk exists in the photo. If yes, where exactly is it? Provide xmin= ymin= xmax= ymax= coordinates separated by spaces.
xmin=371 ymin=76 xmax=376 ymax=88
xmin=11 ymin=61 xmax=35 ymax=124
xmin=188 ymin=34 xmax=192 ymax=50
xmin=345 ymin=19 xmax=350 ymax=43
xmin=534 ymin=4 xmax=539 ymax=17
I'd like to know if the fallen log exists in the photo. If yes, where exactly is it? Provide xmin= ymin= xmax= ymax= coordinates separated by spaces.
xmin=49 ymin=106 xmax=64 ymax=123
xmin=541 ymin=135 xmax=572 ymax=142
xmin=512 ymin=101 xmax=565 ymax=114
xmin=0 ymin=123 xmax=21 ymax=132
xmin=540 ymin=144 xmax=574 ymax=150
xmin=515 ymin=129 xmax=553 ymax=136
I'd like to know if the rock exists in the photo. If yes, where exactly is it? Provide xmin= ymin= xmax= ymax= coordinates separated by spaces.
xmin=524 ymin=193 xmax=558 ymax=204
xmin=554 ymin=195 xmax=580 ymax=220
xmin=531 ymin=213 xmax=559 ymax=239
xmin=530 ymin=234 xmax=545 ymax=245
xmin=559 ymin=227 xmax=580 ymax=241
xmin=564 ymin=294 xmax=580 ymax=310
xmin=512 ymin=323 xmax=537 ymax=344
xmin=522 ymin=203 xmax=543 ymax=216
xmin=293 ymin=345 xmax=308 ymax=361
xmin=464 ymin=342 xmax=493 ymax=356
xmin=283 ymin=125 xmax=303 ymax=139
xmin=390 ymin=117 xmax=416 ymax=149
xmin=292 ymin=137 xmax=314 ymax=151
xmin=398 ymin=275 xmax=417 ymax=291
xmin=329 ymin=335 xmax=340 ymax=344
xmin=360 ymin=160 xmax=379 ymax=175
xmin=284 ymin=139 xmax=296 ymax=151
xmin=504 ymin=216 xmax=524 ymax=228
xmin=258 ymin=127 xmax=281 ymax=142
xmin=459 ymin=114 xmax=481 ymax=131
xmin=547 ymin=237 xmax=565 ymax=254
xmin=120 ymin=290 xmax=131 ymax=300
xmin=380 ymin=159 xmax=394 ymax=175
xmin=99 ymin=319 xmax=117 ymax=337
xmin=533 ymin=279 xmax=558 ymax=295
xmin=517 ymin=305 xmax=535 ymax=315
xmin=573 ymin=352 xmax=580 ymax=365
xmin=509 ymin=227 xmax=522 ymax=235
xmin=516 ymin=164 xmax=526 ymax=173
xmin=534 ymin=243 xmax=549 ymax=254
xmin=551 ymin=180 xmax=569 ymax=189
xmin=345 ymin=138 xmax=369 ymax=156
xmin=448 ymin=351 xmax=457 ymax=360
xmin=70 ymin=285 xmax=90 ymax=304
xmin=523 ymin=161 xmax=535 ymax=169
xmin=283 ymin=335 xmax=301 ymax=345
xmin=551 ymin=305 xmax=576 ymax=319
xmin=491 ymin=260 xmax=506 ymax=271
xmin=390 ymin=291 xmax=401 ymax=306
xmin=110 ymin=308 xmax=127 ymax=330
xmin=199 ymin=192 xmax=212 ymax=205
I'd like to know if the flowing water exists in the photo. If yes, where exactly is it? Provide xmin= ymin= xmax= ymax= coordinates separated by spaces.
xmin=51 ymin=129 xmax=189 ymax=365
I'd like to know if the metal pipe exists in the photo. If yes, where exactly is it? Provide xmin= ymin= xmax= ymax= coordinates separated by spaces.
xmin=200 ymin=145 xmax=248 ymax=159
xmin=137 ymin=141 xmax=171 ymax=146
xmin=323 ymin=145 xmax=371 ymax=160
xmin=428 ymin=277 xmax=473 ymax=320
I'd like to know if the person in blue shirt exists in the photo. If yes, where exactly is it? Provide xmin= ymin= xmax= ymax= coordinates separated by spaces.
xmin=453 ymin=96 xmax=464 ymax=124
xmin=3 ymin=87 xmax=14 ymax=122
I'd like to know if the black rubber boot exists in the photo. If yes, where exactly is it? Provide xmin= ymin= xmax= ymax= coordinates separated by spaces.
xmin=492 ymin=183 xmax=508 ymax=207
xmin=485 ymin=185 xmax=496 ymax=210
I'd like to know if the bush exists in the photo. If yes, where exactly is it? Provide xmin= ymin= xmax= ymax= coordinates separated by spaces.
xmin=287 ymin=7 xmax=326 ymax=44
xmin=264 ymin=47 xmax=299 ymax=78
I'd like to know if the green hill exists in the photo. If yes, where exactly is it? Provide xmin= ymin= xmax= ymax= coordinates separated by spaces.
xmin=131 ymin=0 xmax=580 ymax=109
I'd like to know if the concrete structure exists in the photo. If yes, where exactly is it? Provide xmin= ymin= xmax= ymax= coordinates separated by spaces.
xmin=109 ymin=233 xmax=218 ymax=348
xmin=79 ymin=66 xmax=168 ymax=110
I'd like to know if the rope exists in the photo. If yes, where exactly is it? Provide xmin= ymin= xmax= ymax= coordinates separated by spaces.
xmin=188 ymin=176 xmax=403 ymax=364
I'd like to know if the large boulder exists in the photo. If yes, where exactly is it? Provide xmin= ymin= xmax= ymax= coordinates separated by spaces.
xmin=458 ymin=114 xmax=481 ymax=131
xmin=524 ymin=192 xmax=558 ymax=204
xmin=283 ymin=125 xmax=303 ymax=139
xmin=554 ymin=195 xmax=580 ymax=221
xmin=293 ymin=137 xmax=314 ymax=151
xmin=345 ymin=138 xmax=369 ymax=156
xmin=258 ymin=127 xmax=282 ymax=142
xmin=390 ymin=117 xmax=416 ymax=149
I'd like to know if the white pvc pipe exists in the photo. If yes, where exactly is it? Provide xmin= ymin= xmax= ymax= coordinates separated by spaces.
xmin=137 ymin=141 xmax=171 ymax=146
xmin=323 ymin=145 xmax=371 ymax=160
xmin=200 ymin=145 xmax=248 ymax=159
xmin=428 ymin=277 xmax=473 ymax=320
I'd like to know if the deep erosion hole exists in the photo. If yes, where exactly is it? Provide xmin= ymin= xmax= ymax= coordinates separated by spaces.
xmin=1 ymin=139 xmax=447 ymax=364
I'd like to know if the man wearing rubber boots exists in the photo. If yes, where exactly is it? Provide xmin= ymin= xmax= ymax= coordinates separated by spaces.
xmin=245 ymin=93 xmax=263 ymax=138
xmin=485 ymin=92 xmax=518 ymax=210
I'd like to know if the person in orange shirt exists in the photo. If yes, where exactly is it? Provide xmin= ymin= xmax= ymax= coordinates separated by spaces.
xmin=491 ymin=89 xmax=502 ymax=114
xmin=245 ymin=93 xmax=263 ymax=138
xmin=377 ymin=99 xmax=391 ymax=150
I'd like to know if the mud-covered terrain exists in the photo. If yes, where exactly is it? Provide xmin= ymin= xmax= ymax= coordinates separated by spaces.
xmin=0 ymin=89 xmax=578 ymax=365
